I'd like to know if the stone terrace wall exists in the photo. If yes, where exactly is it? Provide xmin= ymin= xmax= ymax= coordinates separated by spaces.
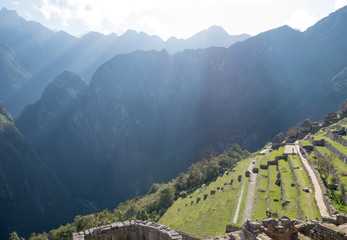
xmin=298 ymin=140 xmax=336 ymax=216
xmin=310 ymin=223 xmax=347 ymax=240
xmin=326 ymin=130 xmax=347 ymax=147
xmin=73 ymin=220 xmax=183 ymax=240
xmin=324 ymin=140 xmax=347 ymax=164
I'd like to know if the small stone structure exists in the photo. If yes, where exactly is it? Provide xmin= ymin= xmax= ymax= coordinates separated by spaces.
xmin=73 ymin=220 xmax=183 ymax=240
xmin=300 ymin=119 xmax=313 ymax=132
xmin=341 ymin=99 xmax=347 ymax=114
xmin=286 ymin=127 xmax=298 ymax=143
xmin=324 ymin=112 xmax=337 ymax=123
xmin=272 ymin=133 xmax=286 ymax=148
xmin=224 ymin=215 xmax=347 ymax=240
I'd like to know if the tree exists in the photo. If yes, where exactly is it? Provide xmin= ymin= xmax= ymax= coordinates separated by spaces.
xmin=317 ymin=153 xmax=336 ymax=181
xmin=9 ymin=232 xmax=24 ymax=240
xmin=159 ymin=187 xmax=175 ymax=210
xmin=174 ymin=173 xmax=188 ymax=193
xmin=148 ymin=183 xmax=161 ymax=194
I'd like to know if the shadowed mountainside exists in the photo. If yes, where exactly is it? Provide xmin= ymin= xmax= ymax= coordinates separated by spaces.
xmin=34 ymin=6 xmax=347 ymax=213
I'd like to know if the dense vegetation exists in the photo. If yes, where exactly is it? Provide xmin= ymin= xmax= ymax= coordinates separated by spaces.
xmin=17 ymin=145 xmax=249 ymax=240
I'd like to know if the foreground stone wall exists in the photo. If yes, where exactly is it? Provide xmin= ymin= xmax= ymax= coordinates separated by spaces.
xmin=73 ymin=220 xmax=182 ymax=240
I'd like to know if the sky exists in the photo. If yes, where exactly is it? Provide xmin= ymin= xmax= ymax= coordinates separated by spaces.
xmin=0 ymin=0 xmax=347 ymax=40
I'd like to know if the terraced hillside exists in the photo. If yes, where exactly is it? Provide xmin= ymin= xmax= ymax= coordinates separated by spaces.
xmin=300 ymin=117 xmax=347 ymax=214
xmin=159 ymin=143 xmax=322 ymax=237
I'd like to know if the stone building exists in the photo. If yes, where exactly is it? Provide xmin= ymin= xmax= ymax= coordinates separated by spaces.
xmin=324 ymin=112 xmax=337 ymax=122
xmin=341 ymin=99 xmax=347 ymax=117
xmin=286 ymin=128 xmax=298 ymax=143
xmin=271 ymin=133 xmax=286 ymax=148
xmin=299 ymin=119 xmax=313 ymax=132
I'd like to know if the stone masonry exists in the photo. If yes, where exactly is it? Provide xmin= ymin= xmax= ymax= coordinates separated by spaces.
xmin=73 ymin=220 xmax=183 ymax=240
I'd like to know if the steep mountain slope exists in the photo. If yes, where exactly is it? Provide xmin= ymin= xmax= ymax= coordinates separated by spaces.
xmin=16 ymin=71 xmax=88 ymax=146
xmin=0 ymin=43 xmax=31 ymax=105
xmin=0 ymin=102 xmax=80 ymax=239
xmin=36 ymin=7 xmax=347 ymax=213
xmin=0 ymin=7 xmax=249 ymax=117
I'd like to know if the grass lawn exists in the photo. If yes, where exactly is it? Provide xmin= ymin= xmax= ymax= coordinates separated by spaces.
xmin=314 ymin=135 xmax=347 ymax=157
xmin=278 ymin=159 xmax=298 ymax=219
xmin=300 ymin=140 xmax=312 ymax=146
xmin=253 ymin=151 xmax=275 ymax=221
xmin=159 ymin=159 xmax=251 ymax=237
xmin=268 ymin=164 xmax=282 ymax=216
xmin=289 ymin=155 xmax=320 ymax=220
xmin=314 ymin=146 xmax=347 ymax=213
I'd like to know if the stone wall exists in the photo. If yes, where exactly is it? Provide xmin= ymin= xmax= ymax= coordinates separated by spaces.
xmin=312 ymin=145 xmax=347 ymax=204
xmin=174 ymin=229 xmax=201 ymax=240
xmin=326 ymin=130 xmax=347 ymax=147
xmin=286 ymin=155 xmax=302 ymax=220
xmin=310 ymin=223 xmax=347 ymax=240
xmin=73 ymin=220 xmax=183 ymax=240
xmin=324 ymin=139 xmax=347 ymax=164
xmin=298 ymin=141 xmax=336 ymax=216
xmin=237 ymin=216 xmax=347 ymax=240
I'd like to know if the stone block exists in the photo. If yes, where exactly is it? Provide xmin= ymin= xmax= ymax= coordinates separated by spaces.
xmin=275 ymin=178 xmax=281 ymax=186
xmin=282 ymin=200 xmax=290 ymax=207
xmin=313 ymin=139 xmax=325 ymax=146
xmin=260 ymin=164 xmax=268 ymax=169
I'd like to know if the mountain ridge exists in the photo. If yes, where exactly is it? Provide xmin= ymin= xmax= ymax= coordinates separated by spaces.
xmin=32 ymin=5 xmax=347 ymax=216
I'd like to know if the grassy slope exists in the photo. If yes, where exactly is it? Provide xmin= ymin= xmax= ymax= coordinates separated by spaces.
xmin=160 ymin=145 xmax=322 ymax=237
xmin=289 ymin=155 xmax=320 ymax=220
xmin=159 ymin=158 xmax=251 ymax=237
xmin=300 ymin=118 xmax=347 ymax=214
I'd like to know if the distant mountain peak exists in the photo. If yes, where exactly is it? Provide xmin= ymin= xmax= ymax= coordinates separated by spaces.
xmin=0 ymin=102 xmax=13 ymax=123
xmin=207 ymin=25 xmax=228 ymax=32
xmin=0 ymin=7 xmax=18 ymax=16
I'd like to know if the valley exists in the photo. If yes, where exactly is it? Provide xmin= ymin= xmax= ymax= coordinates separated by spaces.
xmin=0 ymin=4 xmax=346 ymax=240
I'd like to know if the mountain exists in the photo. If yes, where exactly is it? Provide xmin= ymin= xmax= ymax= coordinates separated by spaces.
xmin=0 ymin=43 xmax=31 ymax=106
xmin=16 ymin=71 xmax=88 ymax=147
xmin=0 ymin=102 xmax=80 ymax=239
xmin=165 ymin=25 xmax=250 ymax=53
xmin=0 ymin=7 xmax=249 ymax=117
xmin=35 ymin=6 xmax=347 ymax=213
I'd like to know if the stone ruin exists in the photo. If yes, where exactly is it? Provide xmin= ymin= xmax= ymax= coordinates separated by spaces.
xmin=73 ymin=215 xmax=347 ymax=240
xmin=73 ymin=220 xmax=183 ymax=240
xmin=209 ymin=215 xmax=347 ymax=240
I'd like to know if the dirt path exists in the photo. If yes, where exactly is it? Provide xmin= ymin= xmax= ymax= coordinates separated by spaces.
xmin=232 ymin=160 xmax=256 ymax=224
xmin=294 ymin=141 xmax=330 ymax=218
xmin=232 ymin=181 xmax=245 ymax=223
xmin=242 ymin=159 xmax=257 ymax=223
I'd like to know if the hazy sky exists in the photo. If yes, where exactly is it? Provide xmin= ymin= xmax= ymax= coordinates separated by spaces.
xmin=1 ymin=0 xmax=347 ymax=40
